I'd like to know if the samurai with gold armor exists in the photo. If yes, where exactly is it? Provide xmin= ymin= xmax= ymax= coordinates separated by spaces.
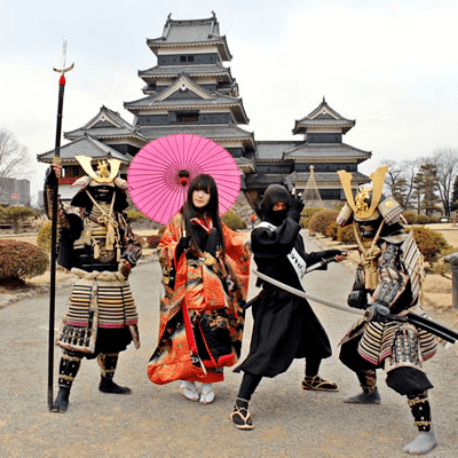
xmin=337 ymin=166 xmax=438 ymax=455
xmin=45 ymin=156 xmax=142 ymax=413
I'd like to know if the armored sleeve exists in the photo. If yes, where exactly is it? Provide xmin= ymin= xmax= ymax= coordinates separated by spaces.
xmin=372 ymin=240 xmax=410 ymax=311
xmin=118 ymin=213 xmax=142 ymax=267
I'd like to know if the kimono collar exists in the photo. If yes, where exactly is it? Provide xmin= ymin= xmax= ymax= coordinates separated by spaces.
xmin=190 ymin=215 xmax=213 ymax=234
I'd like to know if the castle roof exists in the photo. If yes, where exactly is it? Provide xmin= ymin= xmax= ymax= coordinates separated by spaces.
xmin=293 ymin=98 xmax=356 ymax=135
xmin=138 ymin=124 xmax=255 ymax=147
xmin=283 ymin=142 xmax=371 ymax=161
xmin=125 ymin=73 xmax=248 ymax=123
xmin=65 ymin=106 xmax=147 ymax=145
xmin=146 ymin=13 xmax=232 ymax=61
xmin=139 ymin=63 xmax=234 ymax=83
xmin=37 ymin=135 xmax=132 ymax=164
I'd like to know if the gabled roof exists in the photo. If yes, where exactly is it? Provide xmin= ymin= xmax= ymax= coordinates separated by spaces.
xmin=289 ymin=170 xmax=370 ymax=184
xmin=64 ymin=106 xmax=147 ymax=144
xmin=124 ymin=73 xmax=249 ymax=123
xmin=138 ymin=63 xmax=234 ymax=83
xmin=37 ymin=135 xmax=133 ymax=165
xmin=255 ymin=141 xmax=303 ymax=160
xmin=293 ymin=98 xmax=356 ymax=135
xmin=138 ymin=124 xmax=255 ymax=148
xmin=283 ymin=142 xmax=371 ymax=161
xmin=146 ymin=13 xmax=232 ymax=61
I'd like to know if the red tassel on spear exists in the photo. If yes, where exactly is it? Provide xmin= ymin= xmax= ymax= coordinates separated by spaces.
xmin=48 ymin=39 xmax=74 ymax=411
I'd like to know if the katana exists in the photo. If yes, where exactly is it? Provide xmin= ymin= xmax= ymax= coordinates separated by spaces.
xmin=48 ymin=38 xmax=74 ymax=411
xmin=252 ymin=269 xmax=364 ymax=316
xmin=252 ymin=270 xmax=458 ymax=343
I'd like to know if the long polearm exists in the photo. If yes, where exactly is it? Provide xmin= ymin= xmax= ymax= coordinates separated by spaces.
xmin=48 ymin=39 xmax=74 ymax=411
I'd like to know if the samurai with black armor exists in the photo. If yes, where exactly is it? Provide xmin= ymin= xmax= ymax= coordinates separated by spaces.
xmin=336 ymin=166 xmax=438 ymax=455
xmin=45 ymin=156 xmax=142 ymax=413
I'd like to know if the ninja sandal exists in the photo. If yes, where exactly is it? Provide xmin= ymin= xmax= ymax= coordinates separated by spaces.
xmin=302 ymin=375 xmax=339 ymax=392
xmin=230 ymin=399 xmax=253 ymax=430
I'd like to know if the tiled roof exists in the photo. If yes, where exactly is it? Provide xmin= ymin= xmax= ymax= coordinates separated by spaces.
xmin=139 ymin=63 xmax=233 ymax=82
xmin=293 ymin=98 xmax=355 ymax=134
xmin=147 ymin=15 xmax=232 ymax=60
xmin=124 ymin=80 xmax=249 ymax=123
xmin=245 ymin=171 xmax=369 ymax=187
xmin=138 ymin=124 xmax=254 ymax=143
xmin=37 ymin=136 xmax=132 ymax=164
xmin=65 ymin=106 xmax=146 ymax=142
xmin=283 ymin=142 xmax=371 ymax=160
xmin=289 ymin=171 xmax=370 ymax=183
xmin=255 ymin=141 xmax=302 ymax=160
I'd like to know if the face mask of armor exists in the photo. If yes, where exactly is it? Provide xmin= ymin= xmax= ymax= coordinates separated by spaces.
xmin=89 ymin=186 xmax=115 ymax=204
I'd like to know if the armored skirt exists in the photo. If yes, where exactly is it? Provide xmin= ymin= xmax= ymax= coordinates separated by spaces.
xmin=56 ymin=269 xmax=140 ymax=357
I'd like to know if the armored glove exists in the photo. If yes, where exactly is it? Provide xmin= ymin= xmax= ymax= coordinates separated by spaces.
xmin=118 ymin=259 xmax=132 ymax=278
xmin=365 ymin=301 xmax=391 ymax=323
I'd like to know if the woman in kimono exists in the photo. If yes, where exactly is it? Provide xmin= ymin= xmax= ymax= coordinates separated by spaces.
xmin=230 ymin=183 xmax=346 ymax=429
xmin=148 ymin=174 xmax=251 ymax=404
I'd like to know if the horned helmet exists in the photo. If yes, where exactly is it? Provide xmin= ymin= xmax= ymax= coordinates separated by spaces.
xmin=70 ymin=156 xmax=128 ymax=211
xmin=336 ymin=166 xmax=404 ymax=237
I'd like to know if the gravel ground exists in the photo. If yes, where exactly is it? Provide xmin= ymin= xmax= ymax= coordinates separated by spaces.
xmin=0 ymin=234 xmax=457 ymax=457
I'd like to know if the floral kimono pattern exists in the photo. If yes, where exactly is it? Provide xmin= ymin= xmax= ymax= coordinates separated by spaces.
xmin=148 ymin=213 xmax=251 ymax=384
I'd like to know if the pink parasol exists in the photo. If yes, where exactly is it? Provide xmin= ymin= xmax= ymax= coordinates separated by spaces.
xmin=127 ymin=134 xmax=241 ymax=224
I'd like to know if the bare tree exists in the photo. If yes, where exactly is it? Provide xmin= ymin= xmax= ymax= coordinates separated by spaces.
xmin=381 ymin=157 xmax=421 ymax=210
xmin=429 ymin=147 xmax=458 ymax=216
xmin=0 ymin=129 xmax=33 ymax=195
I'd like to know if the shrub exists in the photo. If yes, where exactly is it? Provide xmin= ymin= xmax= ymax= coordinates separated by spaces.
xmin=0 ymin=239 xmax=49 ymax=284
xmin=125 ymin=210 xmax=145 ymax=223
xmin=222 ymin=211 xmax=246 ymax=231
xmin=300 ymin=215 xmax=312 ymax=229
xmin=416 ymin=214 xmax=430 ymax=225
xmin=325 ymin=221 xmax=339 ymax=240
xmin=408 ymin=226 xmax=451 ymax=265
xmin=403 ymin=211 xmax=418 ymax=225
xmin=302 ymin=207 xmax=324 ymax=218
xmin=1 ymin=206 xmax=35 ymax=233
xmin=37 ymin=221 xmax=53 ymax=250
xmin=337 ymin=224 xmax=359 ymax=244
xmin=307 ymin=210 xmax=339 ymax=236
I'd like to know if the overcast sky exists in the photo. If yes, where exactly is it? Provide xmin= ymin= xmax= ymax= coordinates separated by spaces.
xmin=1 ymin=0 xmax=457 ymax=202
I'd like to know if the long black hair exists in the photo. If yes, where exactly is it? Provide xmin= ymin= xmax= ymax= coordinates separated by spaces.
xmin=183 ymin=174 xmax=225 ymax=255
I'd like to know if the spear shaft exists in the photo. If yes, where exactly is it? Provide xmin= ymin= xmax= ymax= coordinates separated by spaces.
xmin=48 ymin=41 xmax=73 ymax=411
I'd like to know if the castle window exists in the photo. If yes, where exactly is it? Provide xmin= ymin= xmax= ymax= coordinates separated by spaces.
xmin=176 ymin=111 xmax=198 ymax=122
xmin=180 ymin=56 xmax=186 ymax=62
xmin=188 ymin=55 xmax=194 ymax=62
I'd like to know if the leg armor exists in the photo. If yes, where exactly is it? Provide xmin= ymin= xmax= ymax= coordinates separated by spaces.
xmin=403 ymin=392 xmax=437 ymax=455
xmin=344 ymin=369 xmax=380 ymax=404
xmin=58 ymin=350 xmax=82 ymax=389
xmin=97 ymin=352 xmax=132 ymax=395
xmin=357 ymin=369 xmax=377 ymax=394
xmin=407 ymin=392 xmax=432 ymax=432
xmin=97 ymin=352 xmax=118 ymax=380
xmin=52 ymin=350 xmax=83 ymax=413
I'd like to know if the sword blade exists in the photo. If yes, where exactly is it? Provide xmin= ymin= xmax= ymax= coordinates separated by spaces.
xmin=253 ymin=270 xmax=364 ymax=316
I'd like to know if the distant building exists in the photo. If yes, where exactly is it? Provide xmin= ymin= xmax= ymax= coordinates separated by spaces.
xmin=37 ymin=13 xmax=370 ymax=211
xmin=0 ymin=177 xmax=31 ymax=206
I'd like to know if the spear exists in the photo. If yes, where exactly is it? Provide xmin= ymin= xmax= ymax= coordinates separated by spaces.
xmin=48 ymin=39 xmax=74 ymax=411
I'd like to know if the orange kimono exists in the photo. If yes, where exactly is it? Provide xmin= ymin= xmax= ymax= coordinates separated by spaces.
xmin=148 ymin=213 xmax=251 ymax=384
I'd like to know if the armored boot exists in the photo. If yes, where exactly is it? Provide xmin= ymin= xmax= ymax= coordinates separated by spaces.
xmin=403 ymin=392 xmax=437 ymax=455
xmin=344 ymin=369 xmax=381 ymax=404
xmin=52 ymin=350 xmax=82 ymax=413
xmin=97 ymin=353 xmax=132 ymax=395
